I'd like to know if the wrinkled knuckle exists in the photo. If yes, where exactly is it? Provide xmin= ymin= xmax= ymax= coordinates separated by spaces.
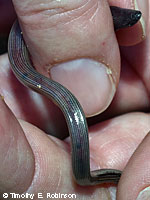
xmin=16 ymin=0 xmax=99 ymax=30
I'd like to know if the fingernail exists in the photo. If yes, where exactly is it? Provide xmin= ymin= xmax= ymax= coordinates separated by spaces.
xmin=50 ymin=59 xmax=116 ymax=117
xmin=136 ymin=187 xmax=150 ymax=200
xmin=135 ymin=0 xmax=149 ymax=38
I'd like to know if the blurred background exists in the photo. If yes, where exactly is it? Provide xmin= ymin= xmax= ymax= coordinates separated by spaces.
xmin=0 ymin=0 xmax=16 ymax=54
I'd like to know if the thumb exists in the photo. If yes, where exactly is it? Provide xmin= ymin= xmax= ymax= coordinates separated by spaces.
xmin=12 ymin=0 xmax=120 ymax=117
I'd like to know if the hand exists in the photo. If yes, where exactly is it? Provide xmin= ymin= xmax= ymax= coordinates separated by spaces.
xmin=0 ymin=0 xmax=149 ymax=199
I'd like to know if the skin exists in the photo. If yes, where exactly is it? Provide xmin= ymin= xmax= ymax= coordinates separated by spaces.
xmin=8 ymin=7 xmax=141 ymax=186
xmin=0 ymin=0 xmax=150 ymax=199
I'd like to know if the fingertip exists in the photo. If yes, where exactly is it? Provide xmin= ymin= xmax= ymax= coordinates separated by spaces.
xmin=117 ymin=130 xmax=150 ymax=200
xmin=12 ymin=0 xmax=120 ymax=117
xmin=116 ymin=20 xmax=145 ymax=46
xmin=0 ymin=97 xmax=34 ymax=193
xmin=19 ymin=120 xmax=72 ymax=192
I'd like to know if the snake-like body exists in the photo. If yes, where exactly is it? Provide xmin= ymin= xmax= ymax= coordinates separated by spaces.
xmin=8 ymin=6 xmax=141 ymax=185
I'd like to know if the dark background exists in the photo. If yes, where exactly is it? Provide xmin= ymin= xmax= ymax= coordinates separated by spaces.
xmin=0 ymin=36 xmax=8 ymax=54
xmin=0 ymin=0 xmax=16 ymax=54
